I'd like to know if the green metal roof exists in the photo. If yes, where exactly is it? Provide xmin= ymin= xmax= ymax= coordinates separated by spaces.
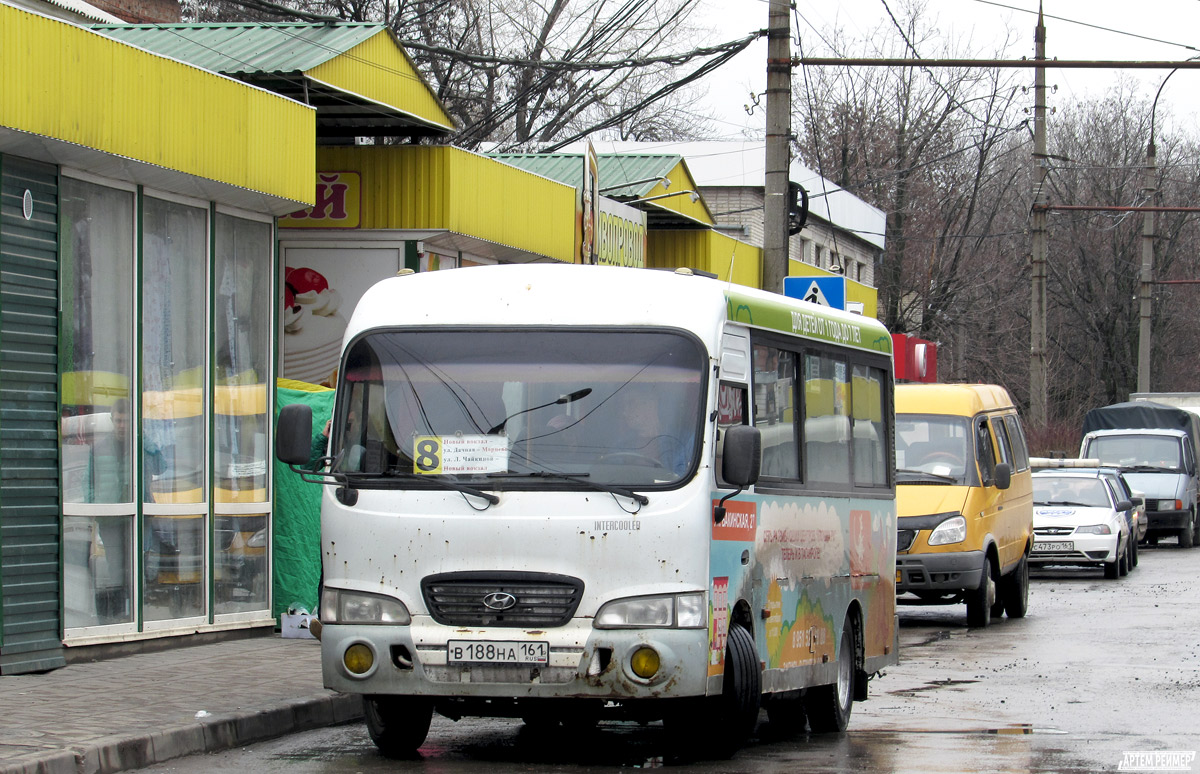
xmin=92 ymin=22 xmax=382 ymax=74
xmin=490 ymin=153 xmax=680 ymax=197
xmin=91 ymin=23 xmax=455 ymax=140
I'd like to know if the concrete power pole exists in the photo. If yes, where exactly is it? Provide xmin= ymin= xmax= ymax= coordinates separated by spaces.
xmin=1137 ymin=141 xmax=1157 ymax=392
xmin=1030 ymin=5 xmax=1049 ymax=427
xmin=763 ymin=0 xmax=791 ymax=294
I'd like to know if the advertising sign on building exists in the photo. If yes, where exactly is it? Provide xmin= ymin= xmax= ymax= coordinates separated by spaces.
xmin=279 ymin=172 xmax=361 ymax=228
xmin=595 ymin=197 xmax=646 ymax=268
xmin=578 ymin=142 xmax=599 ymax=264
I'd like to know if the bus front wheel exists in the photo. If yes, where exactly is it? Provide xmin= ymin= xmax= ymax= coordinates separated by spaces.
xmin=667 ymin=623 xmax=761 ymax=758
xmin=364 ymin=695 xmax=433 ymax=758
xmin=804 ymin=620 xmax=855 ymax=733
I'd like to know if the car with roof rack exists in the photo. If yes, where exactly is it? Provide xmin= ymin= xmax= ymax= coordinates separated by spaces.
xmin=1030 ymin=467 xmax=1133 ymax=579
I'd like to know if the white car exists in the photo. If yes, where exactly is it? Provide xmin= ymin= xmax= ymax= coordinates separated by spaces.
xmin=1031 ymin=470 xmax=1133 ymax=579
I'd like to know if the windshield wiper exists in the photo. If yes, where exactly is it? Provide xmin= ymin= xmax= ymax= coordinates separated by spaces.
xmin=343 ymin=469 xmax=499 ymax=505
xmin=1119 ymin=464 xmax=1176 ymax=473
xmin=1039 ymin=500 xmax=1090 ymax=507
xmin=896 ymin=467 xmax=956 ymax=484
xmin=488 ymin=470 xmax=649 ymax=506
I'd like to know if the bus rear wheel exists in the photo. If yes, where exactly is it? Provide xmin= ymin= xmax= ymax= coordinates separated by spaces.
xmin=804 ymin=619 xmax=856 ymax=733
xmin=363 ymin=695 xmax=433 ymax=758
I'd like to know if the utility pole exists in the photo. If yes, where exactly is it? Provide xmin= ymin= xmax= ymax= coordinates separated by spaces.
xmin=1029 ymin=4 xmax=1048 ymax=428
xmin=1138 ymin=139 xmax=1158 ymax=392
xmin=762 ymin=0 xmax=791 ymax=294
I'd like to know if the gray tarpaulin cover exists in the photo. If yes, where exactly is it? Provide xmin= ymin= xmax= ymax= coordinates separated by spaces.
xmin=1081 ymin=401 xmax=1197 ymax=442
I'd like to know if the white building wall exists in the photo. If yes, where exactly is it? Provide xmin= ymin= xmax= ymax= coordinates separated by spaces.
xmin=700 ymin=185 xmax=878 ymax=289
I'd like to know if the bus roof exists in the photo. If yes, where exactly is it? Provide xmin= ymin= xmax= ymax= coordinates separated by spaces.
xmin=896 ymin=383 xmax=1015 ymax=417
xmin=348 ymin=265 xmax=893 ymax=356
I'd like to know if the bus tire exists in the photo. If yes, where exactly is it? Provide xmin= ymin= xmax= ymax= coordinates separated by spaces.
xmin=665 ymin=623 xmax=760 ymax=759
xmin=717 ymin=623 xmax=761 ymax=754
xmin=804 ymin=619 xmax=855 ymax=733
xmin=965 ymin=556 xmax=996 ymax=628
xmin=1000 ymin=555 xmax=1029 ymax=619
xmin=363 ymin=695 xmax=433 ymax=758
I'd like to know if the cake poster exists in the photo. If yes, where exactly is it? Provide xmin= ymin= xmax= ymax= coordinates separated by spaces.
xmin=281 ymin=266 xmax=346 ymax=387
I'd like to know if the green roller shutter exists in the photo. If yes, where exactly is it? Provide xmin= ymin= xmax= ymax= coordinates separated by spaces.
xmin=0 ymin=155 xmax=65 ymax=674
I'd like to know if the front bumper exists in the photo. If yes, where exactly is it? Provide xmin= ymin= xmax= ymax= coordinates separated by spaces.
xmin=896 ymin=550 xmax=984 ymax=593
xmin=1029 ymin=532 xmax=1118 ymax=567
xmin=1146 ymin=509 xmax=1191 ymax=532
xmin=319 ymin=618 xmax=710 ymax=702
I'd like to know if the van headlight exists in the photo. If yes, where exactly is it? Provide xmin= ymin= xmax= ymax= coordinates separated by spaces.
xmin=927 ymin=515 xmax=967 ymax=546
xmin=320 ymin=588 xmax=411 ymax=625
xmin=595 ymin=592 xmax=706 ymax=629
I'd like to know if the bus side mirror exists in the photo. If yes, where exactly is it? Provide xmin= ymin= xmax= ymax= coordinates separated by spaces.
xmin=721 ymin=425 xmax=761 ymax=487
xmin=993 ymin=462 xmax=1012 ymax=491
xmin=277 ymin=403 xmax=314 ymax=466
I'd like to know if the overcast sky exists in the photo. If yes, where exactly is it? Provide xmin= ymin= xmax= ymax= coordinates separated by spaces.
xmin=696 ymin=0 xmax=1200 ymax=140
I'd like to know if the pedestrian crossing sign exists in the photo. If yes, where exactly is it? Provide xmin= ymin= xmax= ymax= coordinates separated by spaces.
xmin=783 ymin=276 xmax=846 ymax=310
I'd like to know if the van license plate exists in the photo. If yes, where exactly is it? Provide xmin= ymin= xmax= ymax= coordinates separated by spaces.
xmin=447 ymin=640 xmax=549 ymax=664
xmin=1033 ymin=541 xmax=1072 ymax=552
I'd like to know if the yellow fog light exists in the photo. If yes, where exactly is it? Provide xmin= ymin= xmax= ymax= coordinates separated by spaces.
xmin=630 ymin=647 xmax=660 ymax=679
xmin=344 ymin=643 xmax=375 ymax=675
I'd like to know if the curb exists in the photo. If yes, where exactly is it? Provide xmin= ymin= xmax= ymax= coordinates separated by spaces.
xmin=0 ymin=694 xmax=363 ymax=774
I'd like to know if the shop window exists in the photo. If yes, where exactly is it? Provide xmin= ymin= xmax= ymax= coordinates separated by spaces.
xmin=214 ymin=212 xmax=272 ymax=614
xmin=142 ymin=194 xmax=209 ymax=623
xmin=60 ymin=177 xmax=136 ymax=629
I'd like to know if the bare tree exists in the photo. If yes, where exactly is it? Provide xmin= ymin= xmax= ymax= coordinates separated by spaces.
xmin=183 ymin=0 xmax=755 ymax=149
xmin=793 ymin=3 xmax=1026 ymax=361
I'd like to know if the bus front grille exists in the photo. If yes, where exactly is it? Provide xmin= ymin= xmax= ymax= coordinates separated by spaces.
xmin=422 ymin=571 xmax=585 ymax=627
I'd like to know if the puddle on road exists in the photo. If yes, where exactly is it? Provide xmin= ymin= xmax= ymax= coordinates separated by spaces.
xmin=892 ymin=677 xmax=979 ymax=696
xmin=877 ymin=723 xmax=1068 ymax=736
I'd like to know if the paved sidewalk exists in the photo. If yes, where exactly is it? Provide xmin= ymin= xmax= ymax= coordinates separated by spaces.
xmin=0 ymin=634 xmax=362 ymax=774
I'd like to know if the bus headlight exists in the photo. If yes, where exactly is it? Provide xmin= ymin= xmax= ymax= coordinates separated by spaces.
xmin=321 ymin=588 xmax=411 ymax=625
xmin=595 ymin=592 xmax=706 ymax=629
xmin=927 ymin=515 xmax=967 ymax=546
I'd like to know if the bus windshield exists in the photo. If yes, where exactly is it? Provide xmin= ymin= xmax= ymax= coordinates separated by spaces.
xmin=332 ymin=328 xmax=706 ymax=488
xmin=894 ymin=414 xmax=973 ymax=484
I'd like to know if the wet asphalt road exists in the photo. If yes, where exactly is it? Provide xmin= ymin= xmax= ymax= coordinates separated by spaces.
xmin=144 ymin=542 xmax=1200 ymax=773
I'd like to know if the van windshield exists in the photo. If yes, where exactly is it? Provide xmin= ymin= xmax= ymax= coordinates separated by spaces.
xmin=1086 ymin=435 xmax=1182 ymax=471
xmin=331 ymin=328 xmax=706 ymax=489
xmin=894 ymin=414 xmax=973 ymax=485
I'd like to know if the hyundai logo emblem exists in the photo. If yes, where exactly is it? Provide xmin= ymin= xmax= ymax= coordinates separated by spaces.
xmin=482 ymin=592 xmax=518 ymax=611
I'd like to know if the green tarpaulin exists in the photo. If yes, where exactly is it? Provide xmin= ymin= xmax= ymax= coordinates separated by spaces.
xmin=273 ymin=383 xmax=334 ymax=621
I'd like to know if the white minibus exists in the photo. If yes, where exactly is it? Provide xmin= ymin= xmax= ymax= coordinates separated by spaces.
xmin=276 ymin=264 xmax=898 ymax=758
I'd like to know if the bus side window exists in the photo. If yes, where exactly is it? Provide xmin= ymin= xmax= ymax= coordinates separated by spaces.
xmin=1003 ymin=414 xmax=1030 ymax=471
xmin=753 ymin=345 xmax=799 ymax=481
xmin=976 ymin=418 xmax=996 ymax=486
xmin=715 ymin=383 xmax=748 ymax=487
